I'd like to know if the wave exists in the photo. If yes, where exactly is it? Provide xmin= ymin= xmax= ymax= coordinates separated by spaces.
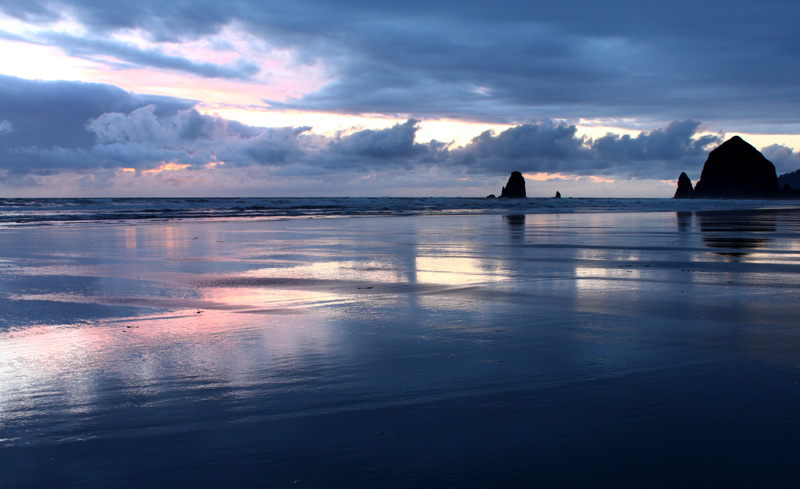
xmin=0 ymin=197 xmax=792 ymax=226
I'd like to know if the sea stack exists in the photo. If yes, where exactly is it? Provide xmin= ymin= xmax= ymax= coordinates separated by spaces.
xmin=673 ymin=172 xmax=695 ymax=198
xmin=692 ymin=136 xmax=780 ymax=198
xmin=778 ymin=168 xmax=800 ymax=190
xmin=499 ymin=171 xmax=527 ymax=198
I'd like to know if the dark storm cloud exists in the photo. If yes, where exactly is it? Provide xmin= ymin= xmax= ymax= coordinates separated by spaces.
xmin=4 ymin=1 xmax=800 ymax=125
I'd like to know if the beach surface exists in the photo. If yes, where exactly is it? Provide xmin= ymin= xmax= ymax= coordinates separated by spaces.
xmin=2 ymin=209 xmax=800 ymax=487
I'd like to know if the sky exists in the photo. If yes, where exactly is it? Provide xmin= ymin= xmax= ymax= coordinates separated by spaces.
xmin=2 ymin=0 xmax=800 ymax=197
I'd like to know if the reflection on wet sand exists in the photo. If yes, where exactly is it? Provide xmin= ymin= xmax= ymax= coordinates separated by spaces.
xmin=676 ymin=211 xmax=692 ymax=231
xmin=697 ymin=209 xmax=777 ymax=258
xmin=503 ymin=214 xmax=526 ymax=242
xmin=3 ymin=212 xmax=800 ymax=488
xmin=504 ymin=214 xmax=526 ymax=228
xmin=678 ymin=209 xmax=782 ymax=259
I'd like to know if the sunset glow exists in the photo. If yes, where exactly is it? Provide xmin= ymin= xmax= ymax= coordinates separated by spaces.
xmin=1 ymin=2 xmax=799 ymax=197
xmin=5 ymin=3 xmax=800 ymax=487
xmin=142 ymin=162 xmax=192 ymax=174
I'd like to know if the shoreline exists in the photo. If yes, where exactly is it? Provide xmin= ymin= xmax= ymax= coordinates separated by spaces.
xmin=1 ymin=196 xmax=799 ymax=228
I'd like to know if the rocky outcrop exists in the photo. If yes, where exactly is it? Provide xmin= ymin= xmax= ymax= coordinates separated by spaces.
xmin=778 ymin=168 xmax=800 ymax=190
xmin=499 ymin=171 xmax=527 ymax=198
xmin=673 ymin=172 xmax=695 ymax=198
xmin=777 ymin=170 xmax=800 ymax=197
xmin=554 ymin=191 xmax=562 ymax=199
xmin=692 ymin=136 xmax=780 ymax=198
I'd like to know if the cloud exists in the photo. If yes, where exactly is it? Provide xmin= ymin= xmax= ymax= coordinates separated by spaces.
xmin=329 ymin=119 xmax=428 ymax=159
xmin=83 ymin=105 xmax=311 ymax=170
xmin=0 ymin=119 xmax=12 ymax=135
xmin=449 ymin=119 xmax=719 ymax=179
xmin=0 ymin=171 xmax=41 ymax=188
xmin=0 ymin=75 xmax=752 ymax=193
xmin=0 ymin=75 xmax=194 ymax=152
xmin=39 ymin=32 xmax=260 ymax=80
xmin=761 ymin=144 xmax=800 ymax=176
xmin=456 ymin=121 xmax=586 ymax=163
xmin=4 ymin=1 xmax=800 ymax=126
xmin=78 ymin=108 xmax=441 ymax=175
xmin=0 ymin=0 xmax=60 ymax=23
xmin=10 ymin=146 xmax=98 ymax=173
xmin=592 ymin=120 xmax=718 ymax=161
xmin=1 ymin=104 xmax=719 ymax=188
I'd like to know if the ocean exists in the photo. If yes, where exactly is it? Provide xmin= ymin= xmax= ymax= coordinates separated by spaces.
xmin=0 ymin=196 xmax=793 ymax=225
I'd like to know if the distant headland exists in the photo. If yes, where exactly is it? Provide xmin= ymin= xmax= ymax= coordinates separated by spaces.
xmin=674 ymin=136 xmax=800 ymax=199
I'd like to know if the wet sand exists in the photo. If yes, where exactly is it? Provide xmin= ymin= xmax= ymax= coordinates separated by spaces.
xmin=2 ymin=209 xmax=800 ymax=488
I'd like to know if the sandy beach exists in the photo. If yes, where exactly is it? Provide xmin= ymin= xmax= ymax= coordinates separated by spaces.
xmin=2 ymin=208 xmax=800 ymax=487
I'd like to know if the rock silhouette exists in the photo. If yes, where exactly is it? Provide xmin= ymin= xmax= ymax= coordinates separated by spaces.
xmin=778 ymin=168 xmax=800 ymax=190
xmin=554 ymin=191 xmax=561 ymax=199
xmin=673 ymin=172 xmax=695 ymax=198
xmin=692 ymin=136 xmax=780 ymax=198
xmin=499 ymin=171 xmax=527 ymax=198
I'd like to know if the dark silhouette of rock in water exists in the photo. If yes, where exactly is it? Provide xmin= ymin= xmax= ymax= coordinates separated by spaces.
xmin=499 ymin=171 xmax=526 ymax=198
xmin=554 ymin=191 xmax=561 ymax=199
xmin=779 ymin=168 xmax=800 ymax=190
xmin=486 ymin=194 xmax=496 ymax=199
xmin=693 ymin=136 xmax=780 ymax=198
xmin=776 ymin=171 xmax=800 ymax=197
xmin=673 ymin=172 xmax=695 ymax=198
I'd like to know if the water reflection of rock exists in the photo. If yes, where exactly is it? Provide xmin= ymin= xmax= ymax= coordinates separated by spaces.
xmin=676 ymin=211 xmax=692 ymax=231
xmin=696 ymin=209 xmax=777 ymax=258
xmin=504 ymin=214 xmax=526 ymax=240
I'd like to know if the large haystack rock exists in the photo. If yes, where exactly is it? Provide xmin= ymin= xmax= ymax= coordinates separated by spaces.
xmin=499 ymin=171 xmax=527 ymax=198
xmin=693 ymin=136 xmax=780 ymax=198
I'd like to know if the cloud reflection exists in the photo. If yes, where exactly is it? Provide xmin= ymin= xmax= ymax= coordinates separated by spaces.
xmin=3 ymin=211 xmax=800 ymax=455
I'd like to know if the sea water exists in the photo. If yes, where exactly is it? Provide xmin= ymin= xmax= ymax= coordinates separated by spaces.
xmin=0 ymin=196 xmax=793 ymax=225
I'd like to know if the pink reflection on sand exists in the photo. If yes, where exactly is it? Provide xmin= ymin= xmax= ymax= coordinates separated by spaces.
xmin=0 ymin=304 xmax=339 ymax=423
